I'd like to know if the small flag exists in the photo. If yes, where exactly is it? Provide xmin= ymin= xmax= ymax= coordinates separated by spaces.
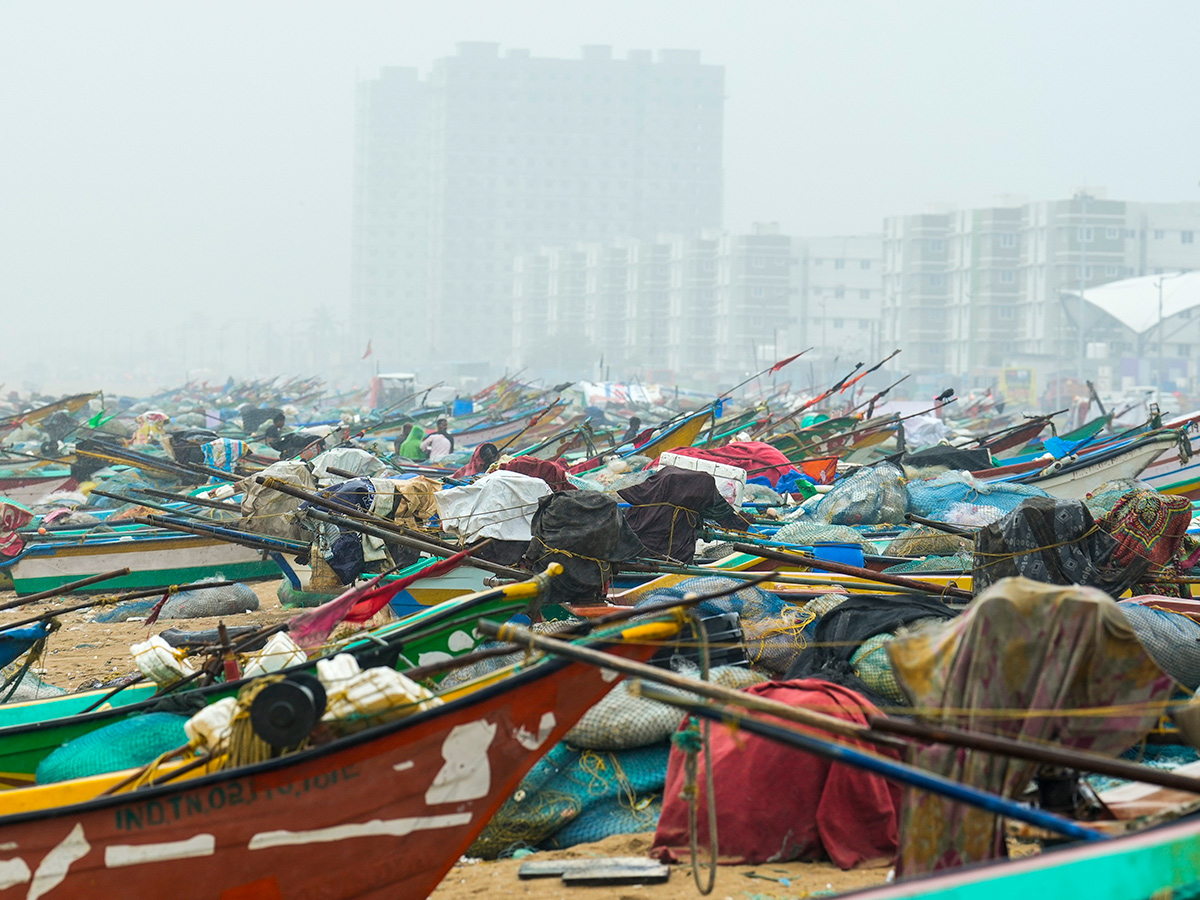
xmin=769 ymin=352 xmax=804 ymax=374
xmin=362 ymin=340 xmax=373 ymax=359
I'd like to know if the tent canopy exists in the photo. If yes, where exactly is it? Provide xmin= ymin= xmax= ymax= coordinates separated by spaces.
xmin=1064 ymin=271 xmax=1200 ymax=334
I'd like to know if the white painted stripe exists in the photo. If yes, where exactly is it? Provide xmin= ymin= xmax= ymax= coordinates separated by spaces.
xmin=248 ymin=813 xmax=471 ymax=850
xmin=104 ymin=835 xmax=216 ymax=868
xmin=392 ymin=761 xmax=414 ymax=772
xmin=0 ymin=858 xmax=29 ymax=890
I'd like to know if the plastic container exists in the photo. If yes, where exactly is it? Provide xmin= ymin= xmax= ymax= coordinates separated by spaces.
xmin=812 ymin=541 xmax=866 ymax=571
xmin=659 ymin=452 xmax=747 ymax=507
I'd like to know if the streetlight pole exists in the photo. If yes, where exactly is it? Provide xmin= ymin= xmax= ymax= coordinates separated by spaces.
xmin=1157 ymin=271 xmax=1188 ymax=396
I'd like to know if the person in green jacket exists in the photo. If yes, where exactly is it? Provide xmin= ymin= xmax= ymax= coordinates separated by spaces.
xmin=395 ymin=423 xmax=427 ymax=460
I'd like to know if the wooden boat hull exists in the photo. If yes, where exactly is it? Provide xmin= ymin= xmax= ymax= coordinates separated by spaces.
xmin=846 ymin=814 xmax=1200 ymax=900
xmin=0 ymin=631 xmax=664 ymax=899
xmin=0 ymin=473 xmax=77 ymax=507
xmin=6 ymin=533 xmax=281 ymax=595
xmin=1010 ymin=434 xmax=1180 ymax=501
xmin=0 ymin=586 xmax=536 ymax=787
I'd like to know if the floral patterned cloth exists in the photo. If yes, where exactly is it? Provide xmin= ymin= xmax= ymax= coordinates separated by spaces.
xmin=887 ymin=577 xmax=1173 ymax=875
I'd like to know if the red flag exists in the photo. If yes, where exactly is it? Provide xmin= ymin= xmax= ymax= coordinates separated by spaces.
xmin=768 ymin=352 xmax=803 ymax=374
xmin=362 ymin=340 xmax=373 ymax=359
xmin=288 ymin=547 xmax=476 ymax=650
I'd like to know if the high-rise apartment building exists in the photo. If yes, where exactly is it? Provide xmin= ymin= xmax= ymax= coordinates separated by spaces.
xmin=796 ymin=234 xmax=884 ymax=379
xmin=513 ymin=226 xmax=810 ymax=386
xmin=883 ymin=195 xmax=1200 ymax=397
xmin=352 ymin=44 xmax=725 ymax=377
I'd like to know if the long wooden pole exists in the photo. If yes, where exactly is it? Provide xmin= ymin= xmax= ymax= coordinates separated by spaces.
xmin=483 ymin=618 xmax=1200 ymax=800
xmin=0 ymin=568 xmax=131 ymax=611
xmin=635 ymin=684 xmax=1105 ymax=843
xmin=730 ymin=542 xmax=972 ymax=600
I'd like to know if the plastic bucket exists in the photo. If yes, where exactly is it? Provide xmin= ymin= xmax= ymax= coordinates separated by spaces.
xmin=812 ymin=542 xmax=865 ymax=572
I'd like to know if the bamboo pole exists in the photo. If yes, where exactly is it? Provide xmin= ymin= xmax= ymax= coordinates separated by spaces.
xmin=730 ymin=542 xmax=972 ymax=600
xmin=0 ymin=568 xmax=131 ymax=611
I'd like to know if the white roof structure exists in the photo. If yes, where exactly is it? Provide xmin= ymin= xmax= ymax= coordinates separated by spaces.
xmin=1064 ymin=271 xmax=1200 ymax=334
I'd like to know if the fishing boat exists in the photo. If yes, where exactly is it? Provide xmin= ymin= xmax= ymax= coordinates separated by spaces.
xmin=0 ymin=467 xmax=78 ymax=507
xmin=0 ymin=576 xmax=543 ymax=787
xmin=3 ymin=529 xmax=283 ymax=595
xmin=1005 ymin=430 xmax=1186 ymax=501
xmin=844 ymin=815 xmax=1200 ymax=900
xmin=0 ymin=614 xmax=680 ymax=899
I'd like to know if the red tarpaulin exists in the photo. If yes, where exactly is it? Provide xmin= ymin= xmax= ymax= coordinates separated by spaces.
xmin=653 ymin=679 xmax=900 ymax=870
xmin=661 ymin=441 xmax=795 ymax=487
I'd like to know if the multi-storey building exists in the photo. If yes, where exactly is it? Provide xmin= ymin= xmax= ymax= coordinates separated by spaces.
xmin=883 ymin=195 xmax=1200 ymax=398
xmin=796 ymin=234 xmax=884 ymax=380
xmin=514 ymin=226 xmax=800 ymax=386
xmin=353 ymin=44 xmax=725 ymax=378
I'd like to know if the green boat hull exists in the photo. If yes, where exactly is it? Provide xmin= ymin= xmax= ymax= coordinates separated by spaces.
xmin=0 ymin=587 xmax=531 ymax=788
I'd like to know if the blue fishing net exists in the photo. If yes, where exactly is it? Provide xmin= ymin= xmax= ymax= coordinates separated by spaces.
xmin=907 ymin=471 xmax=1049 ymax=520
xmin=883 ymin=552 xmax=973 ymax=574
xmin=36 ymin=713 xmax=190 ymax=784
xmin=468 ymin=742 xmax=670 ymax=858
xmin=815 ymin=464 xmax=908 ymax=526
xmin=634 ymin=575 xmax=785 ymax=622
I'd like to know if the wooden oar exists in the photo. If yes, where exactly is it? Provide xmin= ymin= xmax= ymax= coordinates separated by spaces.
xmin=730 ymin=542 xmax=972 ymax=600
xmin=0 ymin=568 xmax=131 ymax=612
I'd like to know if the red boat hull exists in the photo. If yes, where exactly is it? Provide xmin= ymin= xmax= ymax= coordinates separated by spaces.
xmin=0 ymin=643 xmax=654 ymax=899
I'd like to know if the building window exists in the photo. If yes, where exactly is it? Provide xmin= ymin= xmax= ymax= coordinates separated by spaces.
xmin=1077 ymin=265 xmax=1093 ymax=278
xmin=1126 ymin=229 xmax=1137 ymax=238
xmin=929 ymin=239 xmax=945 ymax=252
xmin=930 ymin=273 xmax=946 ymax=287
xmin=1184 ymin=231 xmax=1195 ymax=244
xmin=833 ymin=318 xmax=844 ymax=328
xmin=1106 ymin=227 xmax=1120 ymax=239
xmin=999 ymin=270 xmax=1015 ymax=283
xmin=1078 ymin=227 xmax=1093 ymax=242
xmin=835 ymin=288 xmax=845 ymax=299
xmin=751 ymin=256 xmax=766 ymax=269
xmin=813 ymin=258 xmax=822 ymax=266
xmin=998 ymin=306 xmax=1015 ymax=319
xmin=860 ymin=259 xmax=871 ymax=270
xmin=1000 ymin=234 xmax=1017 ymax=248
xmin=834 ymin=259 xmax=845 ymax=269
xmin=1105 ymin=265 xmax=1119 ymax=276
xmin=752 ymin=286 xmax=764 ymax=298
xmin=860 ymin=289 xmax=871 ymax=300
xmin=1155 ymin=229 xmax=1165 ymax=239
xmin=859 ymin=320 xmax=870 ymax=330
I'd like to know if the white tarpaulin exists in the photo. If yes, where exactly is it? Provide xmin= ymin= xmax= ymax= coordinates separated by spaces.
xmin=435 ymin=470 xmax=551 ymax=543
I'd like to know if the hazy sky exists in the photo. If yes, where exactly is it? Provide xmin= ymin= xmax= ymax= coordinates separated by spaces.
xmin=2 ymin=0 xmax=1198 ymax=388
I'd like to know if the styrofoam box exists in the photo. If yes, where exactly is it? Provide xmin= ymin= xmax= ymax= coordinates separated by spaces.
xmin=660 ymin=452 xmax=747 ymax=508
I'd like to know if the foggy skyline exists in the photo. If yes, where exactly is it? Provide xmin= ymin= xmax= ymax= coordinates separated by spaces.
xmin=2 ymin=0 xmax=1198 ymax=391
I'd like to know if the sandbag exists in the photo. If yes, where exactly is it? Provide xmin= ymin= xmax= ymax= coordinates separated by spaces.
xmin=159 ymin=581 xmax=260 ymax=619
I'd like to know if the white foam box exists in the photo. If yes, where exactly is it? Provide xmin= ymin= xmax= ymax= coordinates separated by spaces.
xmin=659 ymin=452 xmax=747 ymax=508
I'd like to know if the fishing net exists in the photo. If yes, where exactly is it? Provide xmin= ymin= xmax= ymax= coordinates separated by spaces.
xmin=634 ymin=576 xmax=786 ymax=622
xmin=743 ymin=483 xmax=784 ymax=507
xmin=277 ymin=581 xmax=338 ymax=609
xmin=799 ymin=593 xmax=849 ymax=641
xmin=814 ymin=464 xmax=908 ymax=526
xmin=742 ymin=610 xmax=811 ymax=674
xmin=942 ymin=503 xmax=1010 ymax=527
xmin=437 ymin=619 xmax=584 ymax=690
xmin=92 ymin=599 xmax=161 ymax=623
xmin=238 ymin=459 xmax=315 ymax=542
xmin=882 ymin=552 xmax=973 ymax=574
xmin=1085 ymin=479 xmax=1154 ymax=518
xmin=567 ymin=456 xmax=655 ymax=493
xmin=468 ymin=742 xmax=670 ymax=858
xmin=35 ymin=712 xmax=190 ymax=784
xmin=886 ymin=526 xmax=971 ymax=558
xmin=695 ymin=540 xmax=739 ymax=561
xmin=159 ymin=580 xmax=260 ymax=619
xmin=542 ymin=796 xmax=663 ymax=848
xmin=1085 ymin=743 xmax=1200 ymax=794
xmin=773 ymin=521 xmax=872 ymax=552
xmin=1118 ymin=603 xmax=1200 ymax=691
xmin=566 ymin=664 xmax=765 ymax=750
xmin=850 ymin=634 xmax=906 ymax=706
xmin=84 ymin=468 xmax=183 ymax=510
xmin=907 ymin=470 xmax=1049 ymax=520
xmin=0 ymin=660 xmax=64 ymax=703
